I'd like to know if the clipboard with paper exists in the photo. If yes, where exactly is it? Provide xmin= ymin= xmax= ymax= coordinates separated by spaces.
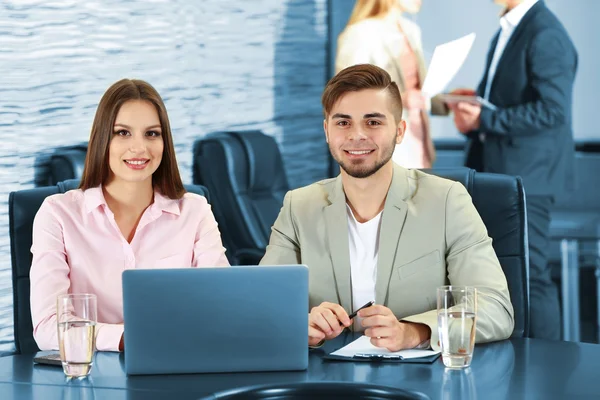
xmin=421 ymin=32 xmax=496 ymax=110
xmin=323 ymin=336 xmax=441 ymax=364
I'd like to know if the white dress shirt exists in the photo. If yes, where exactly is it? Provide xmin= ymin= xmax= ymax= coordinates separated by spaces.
xmin=484 ymin=0 xmax=539 ymax=99
xmin=346 ymin=204 xmax=382 ymax=329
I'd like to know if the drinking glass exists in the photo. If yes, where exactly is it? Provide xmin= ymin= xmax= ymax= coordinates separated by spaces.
xmin=437 ymin=286 xmax=477 ymax=368
xmin=57 ymin=294 xmax=97 ymax=378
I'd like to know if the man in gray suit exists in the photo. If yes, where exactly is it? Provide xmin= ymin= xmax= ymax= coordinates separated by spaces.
xmin=260 ymin=64 xmax=514 ymax=350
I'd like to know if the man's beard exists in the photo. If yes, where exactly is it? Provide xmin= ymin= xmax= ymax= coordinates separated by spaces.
xmin=331 ymin=135 xmax=396 ymax=179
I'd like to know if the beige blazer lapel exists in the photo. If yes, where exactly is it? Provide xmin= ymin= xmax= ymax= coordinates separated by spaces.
xmin=375 ymin=164 xmax=410 ymax=305
xmin=324 ymin=176 xmax=353 ymax=313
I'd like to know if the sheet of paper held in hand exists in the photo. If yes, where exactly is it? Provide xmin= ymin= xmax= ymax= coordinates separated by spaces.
xmin=330 ymin=336 xmax=440 ymax=359
xmin=421 ymin=32 xmax=476 ymax=97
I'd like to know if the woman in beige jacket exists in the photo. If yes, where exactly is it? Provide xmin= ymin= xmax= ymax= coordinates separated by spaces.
xmin=336 ymin=0 xmax=448 ymax=168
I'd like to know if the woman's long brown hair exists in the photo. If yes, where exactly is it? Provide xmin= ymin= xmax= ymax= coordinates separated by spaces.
xmin=79 ymin=79 xmax=185 ymax=199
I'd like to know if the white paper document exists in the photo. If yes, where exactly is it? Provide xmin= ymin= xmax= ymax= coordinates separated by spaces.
xmin=421 ymin=33 xmax=476 ymax=97
xmin=330 ymin=336 xmax=440 ymax=360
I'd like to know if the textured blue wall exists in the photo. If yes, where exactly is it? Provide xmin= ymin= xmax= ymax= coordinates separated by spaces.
xmin=0 ymin=0 xmax=328 ymax=353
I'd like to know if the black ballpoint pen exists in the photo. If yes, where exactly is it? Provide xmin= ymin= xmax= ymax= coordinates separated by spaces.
xmin=348 ymin=300 xmax=374 ymax=320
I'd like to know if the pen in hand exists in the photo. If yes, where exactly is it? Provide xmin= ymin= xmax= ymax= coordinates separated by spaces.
xmin=348 ymin=301 xmax=374 ymax=320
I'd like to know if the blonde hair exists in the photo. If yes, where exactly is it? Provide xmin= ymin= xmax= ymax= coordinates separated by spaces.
xmin=346 ymin=0 xmax=397 ymax=26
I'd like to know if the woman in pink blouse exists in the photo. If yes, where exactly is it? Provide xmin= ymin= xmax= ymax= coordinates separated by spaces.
xmin=30 ymin=79 xmax=229 ymax=352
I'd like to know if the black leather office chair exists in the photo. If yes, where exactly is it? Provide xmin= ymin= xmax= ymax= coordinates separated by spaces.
xmin=35 ymin=144 xmax=88 ymax=186
xmin=426 ymin=167 xmax=530 ymax=338
xmin=193 ymin=131 xmax=289 ymax=265
xmin=9 ymin=186 xmax=59 ymax=354
xmin=9 ymin=180 xmax=210 ymax=354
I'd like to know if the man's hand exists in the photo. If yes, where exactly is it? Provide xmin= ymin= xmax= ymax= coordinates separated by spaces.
xmin=446 ymin=88 xmax=477 ymax=113
xmin=453 ymin=102 xmax=482 ymax=134
xmin=308 ymin=302 xmax=352 ymax=346
xmin=359 ymin=304 xmax=431 ymax=351
xmin=402 ymin=89 xmax=426 ymax=110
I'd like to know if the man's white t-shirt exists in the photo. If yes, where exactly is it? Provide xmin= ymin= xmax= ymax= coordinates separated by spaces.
xmin=346 ymin=204 xmax=382 ymax=329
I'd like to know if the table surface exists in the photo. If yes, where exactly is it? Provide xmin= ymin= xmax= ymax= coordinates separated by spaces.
xmin=0 ymin=333 xmax=598 ymax=400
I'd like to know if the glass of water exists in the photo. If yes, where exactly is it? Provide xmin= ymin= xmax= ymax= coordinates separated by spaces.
xmin=57 ymin=294 xmax=97 ymax=378
xmin=437 ymin=286 xmax=477 ymax=368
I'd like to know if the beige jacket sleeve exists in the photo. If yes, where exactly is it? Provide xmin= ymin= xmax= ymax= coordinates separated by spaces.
xmin=259 ymin=191 xmax=301 ymax=266
xmin=402 ymin=182 xmax=515 ymax=351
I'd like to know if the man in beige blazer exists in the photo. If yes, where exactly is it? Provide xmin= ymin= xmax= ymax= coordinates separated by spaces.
xmin=260 ymin=64 xmax=514 ymax=351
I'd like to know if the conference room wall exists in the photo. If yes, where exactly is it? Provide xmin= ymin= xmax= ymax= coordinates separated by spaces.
xmin=0 ymin=0 xmax=329 ymax=354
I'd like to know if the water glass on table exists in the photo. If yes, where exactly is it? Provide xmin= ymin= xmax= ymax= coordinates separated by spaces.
xmin=57 ymin=294 xmax=97 ymax=378
xmin=437 ymin=286 xmax=477 ymax=368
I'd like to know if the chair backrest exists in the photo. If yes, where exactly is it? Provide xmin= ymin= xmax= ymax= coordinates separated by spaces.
xmin=193 ymin=131 xmax=289 ymax=264
xmin=426 ymin=168 xmax=530 ymax=338
xmin=9 ymin=186 xmax=59 ymax=354
xmin=9 ymin=181 xmax=210 ymax=354
xmin=35 ymin=144 xmax=88 ymax=186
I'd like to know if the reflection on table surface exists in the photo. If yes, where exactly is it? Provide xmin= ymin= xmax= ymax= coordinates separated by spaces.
xmin=0 ymin=332 xmax=598 ymax=400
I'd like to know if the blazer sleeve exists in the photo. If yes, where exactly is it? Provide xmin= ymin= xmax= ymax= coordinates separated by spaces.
xmin=401 ymin=182 xmax=514 ymax=350
xmin=480 ymin=28 xmax=577 ymax=136
xmin=259 ymin=191 xmax=301 ymax=266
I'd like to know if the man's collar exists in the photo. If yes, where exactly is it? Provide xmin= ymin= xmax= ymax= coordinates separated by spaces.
xmin=501 ymin=0 xmax=539 ymax=29
xmin=329 ymin=163 xmax=409 ymax=206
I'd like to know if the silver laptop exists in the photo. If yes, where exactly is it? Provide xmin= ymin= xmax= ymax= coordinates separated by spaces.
xmin=122 ymin=265 xmax=308 ymax=375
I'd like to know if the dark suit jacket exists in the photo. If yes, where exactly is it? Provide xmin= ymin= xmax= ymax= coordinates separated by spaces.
xmin=465 ymin=0 xmax=578 ymax=197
